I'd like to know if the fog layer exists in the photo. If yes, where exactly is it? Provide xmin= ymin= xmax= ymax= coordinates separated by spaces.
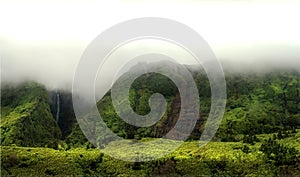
xmin=1 ymin=0 xmax=299 ymax=94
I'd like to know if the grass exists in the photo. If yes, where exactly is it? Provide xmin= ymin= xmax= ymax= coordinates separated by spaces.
xmin=2 ymin=130 xmax=299 ymax=176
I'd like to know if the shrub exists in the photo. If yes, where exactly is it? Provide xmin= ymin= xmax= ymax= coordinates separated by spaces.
xmin=243 ymin=135 xmax=259 ymax=145
xmin=4 ymin=153 xmax=19 ymax=167
xmin=260 ymin=138 xmax=298 ymax=166
xmin=242 ymin=145 xmax=250 ymax=153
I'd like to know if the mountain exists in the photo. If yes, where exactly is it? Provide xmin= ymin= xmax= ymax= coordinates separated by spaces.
xmin=1 ymin=66 xmax=300 ymax=176
xmin=66 ymin=67 xmax=300 ymax=147
xmin=1 ymin=82 xmax=61 ymax=147
xmin=1 ymin=67 xmax=299 ymax=148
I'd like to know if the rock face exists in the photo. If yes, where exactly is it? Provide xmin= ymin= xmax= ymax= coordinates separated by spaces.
xmin=49 ymin=91 xmax=76 ymax=139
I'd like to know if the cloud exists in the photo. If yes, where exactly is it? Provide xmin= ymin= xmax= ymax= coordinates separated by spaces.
xmin=1 ymin=0 xmax=299 ymax=95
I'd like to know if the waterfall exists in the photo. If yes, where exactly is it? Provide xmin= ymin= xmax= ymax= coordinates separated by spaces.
xmin=56 ymin=92 xmax=60 ymax=123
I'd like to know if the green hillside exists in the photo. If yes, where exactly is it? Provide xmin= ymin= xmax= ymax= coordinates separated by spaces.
xmin=66 ymin=69 xmax=300 ymax=147
xmin=1 ymin=130 xmax=300 ymax=176
xmin=1 ymin=82 xmax=61 ymax=147
xmin=1 ymin=68 xmax=299 ymax=176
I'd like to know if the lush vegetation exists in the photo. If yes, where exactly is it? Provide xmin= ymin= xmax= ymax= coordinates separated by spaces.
xmin=1 ymin=130 xmax=300 ymax=176
xmin=1 ymin=67 xmax=299 ymax=176
xmin=217 ymin=71 xmax=300 ymax=141
xmin=1 ymin=82 xmax=61 ymax=147
xmin=66 ymin=69 xmax=300 ymax=145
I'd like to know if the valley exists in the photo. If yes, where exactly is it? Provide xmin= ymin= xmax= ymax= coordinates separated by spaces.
xmin=1 ymin=68 xmax=300 ymax=176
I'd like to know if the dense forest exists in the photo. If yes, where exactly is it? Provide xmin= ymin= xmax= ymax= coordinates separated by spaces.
xmin=1 ymin=67 xmax=300 ymax=176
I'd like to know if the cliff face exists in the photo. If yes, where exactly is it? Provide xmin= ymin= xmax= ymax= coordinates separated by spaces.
xmin=49 ymin=91 xmax=76 ymax=138
xmin=154 ymin=93 xmax=181 ymax=137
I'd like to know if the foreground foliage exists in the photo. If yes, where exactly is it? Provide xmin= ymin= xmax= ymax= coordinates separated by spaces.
xmin=1 ymin=130 xmax=300 ymax=177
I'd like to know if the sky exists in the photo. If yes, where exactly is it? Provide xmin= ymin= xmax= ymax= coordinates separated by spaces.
xmin=1 ymin=0 xmax=300 ymax=94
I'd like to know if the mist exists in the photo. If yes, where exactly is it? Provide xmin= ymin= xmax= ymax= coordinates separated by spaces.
xmin=1 ymin=0 xmax=300 ymax=96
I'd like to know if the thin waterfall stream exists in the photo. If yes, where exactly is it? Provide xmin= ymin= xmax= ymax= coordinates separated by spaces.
xmin=56 ymin=92 xmax=60 ymax=123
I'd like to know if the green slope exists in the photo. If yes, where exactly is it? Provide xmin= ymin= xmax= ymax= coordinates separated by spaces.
xmin=1 ymin=82 xmax=62 ymax=147
xmin=1 ymin=68 xmax=299 ymax=176
xmin=1 ymin=130 xmax=300 ymax=176
xmin=66 ymin=69 xmax=300 ymax=147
